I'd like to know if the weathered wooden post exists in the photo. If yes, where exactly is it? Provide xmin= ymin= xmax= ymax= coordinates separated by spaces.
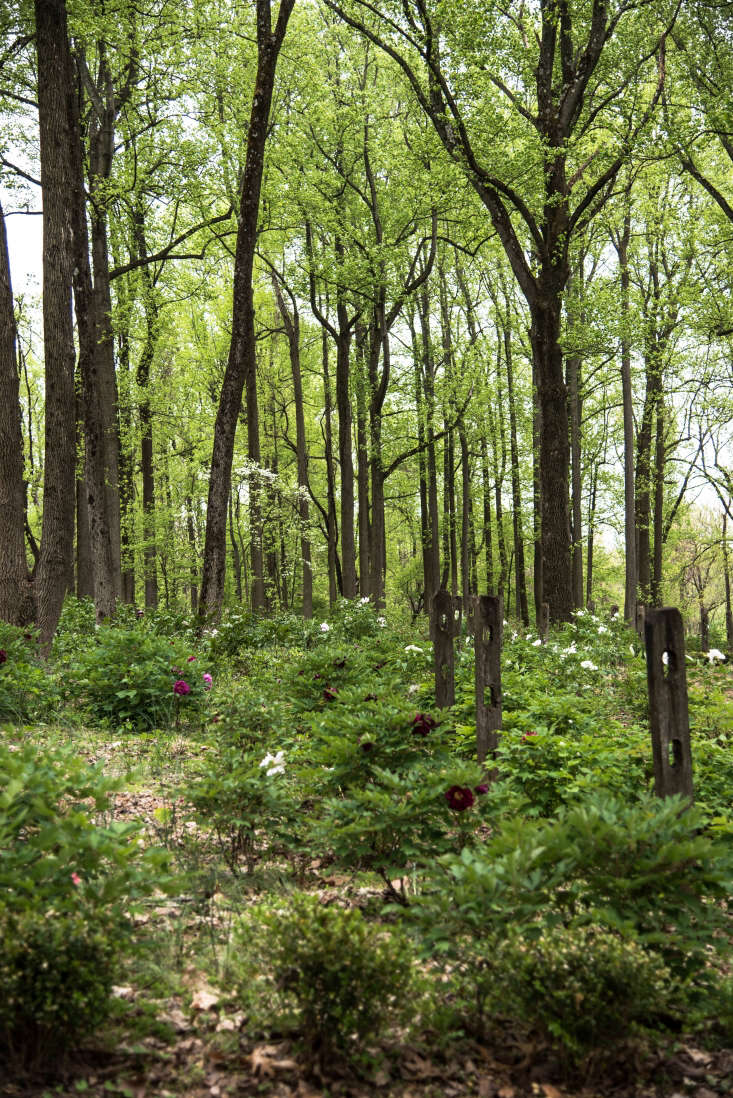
xmin=636 ymin=603 xmax=646 ymax=638
xmin=644 ymin=607 xmax=694 ymax=801
xmin=433 ymin=587 xmax=459 ymax=708
xmin=472 ymin=594 xmax=503 ymax=763
xmin=539 ymin=601 xmax=549 ymax=643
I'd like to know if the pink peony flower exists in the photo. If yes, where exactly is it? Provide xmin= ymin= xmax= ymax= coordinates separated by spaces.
xmin=71 ymin=872 xmax=82 ymax=886
xmin=173 ymin=679 xmax=191 ymax=696
xmin=203 ymin=672 xmax=213 ymax=690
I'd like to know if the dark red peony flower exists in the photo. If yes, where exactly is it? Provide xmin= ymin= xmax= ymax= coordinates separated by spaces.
xmin=364 ymin=693 xmax=378 ymax=702
xmin=173 ymin=679 xmax=190 ymax=696
xmin=412 ymin=712 xmax=437 ymax=737
xmin=0 ymin=649 xmax=6 ymax=665
xmin=360 ymin=740 xmax=375 ymax=753
xmin=313 ymin=672 xmax=322 ymax=680
xmin=475 ymin=784 xmax=489 ymax=795
xmin=445 ymin=785 xmax=475 ymax=811
xmin=323 ymin=686 xmax=338 ymax=702
xmin=334 ymin=658 xmax=347 ymax=669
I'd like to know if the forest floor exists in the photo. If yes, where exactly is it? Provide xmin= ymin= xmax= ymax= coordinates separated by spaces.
xmin=4 ymin=728 xmax=733 ymax=1098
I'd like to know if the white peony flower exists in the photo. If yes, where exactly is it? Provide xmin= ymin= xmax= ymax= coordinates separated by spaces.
xmin=405 ymin=645 xmax=423 ymax=654
xmin=532 ymin=638 xmax=542 ymax=647
xmin=377 ymin=616 xmax=387 ymax=627
xmin=598 ymin=625 xmax=609 ymax=634
xmin=707 ymin=648 xmax=726 ymax=663
xmin=260 ymin=750 xmax=286 ymax=776
xmin=580 ymin=659 xmax=598 ymax=671
xmin=320 ymin=622 xmax=330 ymax=632
xmin=360 ymin=596 xmax=370 ymax=604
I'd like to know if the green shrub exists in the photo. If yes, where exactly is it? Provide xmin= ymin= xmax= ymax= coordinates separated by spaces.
xmin=0 ymin=741 xmax=169 ymax=920
xmin=0 ymin=907 xmax=116 ymax=1072
xmin=0 ymin=741 xmax=169 ymax=1072
xmin=485 ymin=925 xmax=670 ymax=1062
xmin=414 ymin=793 xmax=733 ymax=984
xmin=230 ymin=893 xmax=416 ymax=1066
xmin=189 ymin=742 xmax=300 ymax=873
xmin=76 ymin=624 xmax=210 ymax=730
xmin=0 ymin=623 xmax=59 ymax=723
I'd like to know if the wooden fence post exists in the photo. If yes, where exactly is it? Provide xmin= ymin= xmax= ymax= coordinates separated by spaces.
xmin=433 ymin=587 xmax=459 ymax=708
xmin=636 ymin=603 xmax=646 ymax=638
xmin=472 ymin=594 xmax=503 ymax=763
xmin=644 ymin=607 xmax=694 ymax=801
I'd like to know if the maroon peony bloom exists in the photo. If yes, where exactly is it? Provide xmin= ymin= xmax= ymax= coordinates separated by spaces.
xmin=323 ymin=686 xmax=338 ymax=702
xmin=412 ymin=712 xmax=437 ymax=737
xmin=360 ymin=740 xmax=375 ymax=753
xmin=0 ymin=649 xmax=6 ymax=665
xmin=334 ymin=658 xmax=347 ymax=669
xmin=445 ymin=785 xmax=475 ymax=811
xmin=364 ymin=693 xmax=378 ymax=702
xmin=313 ymin=672 xmax=322 ymax=680
xmin=475 ymin=784 xmax=489 ymax=795
xmin=187 ymin=655 xmax=197 ymax=663
xmin=173 ymin=679 xmax=191 ymax=696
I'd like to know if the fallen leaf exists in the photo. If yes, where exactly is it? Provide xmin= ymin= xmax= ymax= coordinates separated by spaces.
xmin=191 ymin=987 xmax=220 ymax=1011
xmin=683 ymin=1047 xmax=713 ymax=1066
xmin=478 ymin=1078 xmax=493 ymax=1098
xmin=541 ymin=1086 xmax=563 ymax=1098
xmin=498 ymin=1088 xmax=515 ymax=1098
xmin=111 ymin=985 xmax=135 ymax=1000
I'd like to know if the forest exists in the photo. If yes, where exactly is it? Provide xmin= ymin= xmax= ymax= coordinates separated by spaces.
xmin=1 ymin=1 xmax=733 ymax=1096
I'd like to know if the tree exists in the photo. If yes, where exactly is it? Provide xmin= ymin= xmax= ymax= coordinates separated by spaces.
xmin=323 ymin=0 xmax=673 ymax=620
xmin=199 ymin=0 xmax=296 ymax=619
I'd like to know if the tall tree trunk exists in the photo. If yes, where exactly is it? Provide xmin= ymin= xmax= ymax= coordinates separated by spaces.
xmin=228 ymin=492 xmax=241 ymax=603
xmin=187 ymin=493 xmax=199 ymax=612
xmin=529 ymin=293 xmax=572 ymax=622
xmin=565 ymin=264 xmax=584 ymax=611
xmin=723 ymin=510 xmax=733 ymax=651
xmin=67 ymin=54 xmax=117 ymax=622
xmin=503 ymin=307 xmax=529 ymax=623
xmin=34 ymin=0 xmax=80 ymax=649
xmin=481 ymin=435 xmax=494 ymax=594
xmin=651 ymin=394 xmax=665 ymax=606
xmin=335 ymin=304 xmax=356 ymax=598
xmin=614 ymin=203 xmax=637 ymax=623
xmin=199 ymin=0 xmax=295 ymax=619
xmin=0 ymin=198 xmax=30 ymax=624
xmin=272 ymin=275 xmax=312 ymax=617
xmin=532 ymin=358 xmax=543 ymax=623
xmin=355 ymin=325 xmax=370 ymax=596
xmin=418 ymin=286 xmax=440 ymax=626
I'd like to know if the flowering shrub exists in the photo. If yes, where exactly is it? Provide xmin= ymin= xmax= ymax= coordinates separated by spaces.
xmin=229 ymin=893 xmax=417 ymax=1067
xmin=76 ymin=625 xmax=210 ymax=730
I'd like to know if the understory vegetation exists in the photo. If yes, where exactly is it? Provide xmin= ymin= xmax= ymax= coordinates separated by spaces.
xmin=1 ymin=598 xmax=732 ymax=1097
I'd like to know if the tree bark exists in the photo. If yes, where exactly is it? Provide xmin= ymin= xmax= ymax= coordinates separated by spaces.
xmin=273 ymin=275 xmax=312 ymax=617
xmin=0 ymin=198 xmax=30 ymax=624
xmin=199 ymin=0 xmax=295 ymax=620
xmin=34 ymin=0 xmax=80 ymax=650
xmin=613 ymin=201 xmax=637 ymax=623
xmin=502 ymin=301 xmax=529 ymax=623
